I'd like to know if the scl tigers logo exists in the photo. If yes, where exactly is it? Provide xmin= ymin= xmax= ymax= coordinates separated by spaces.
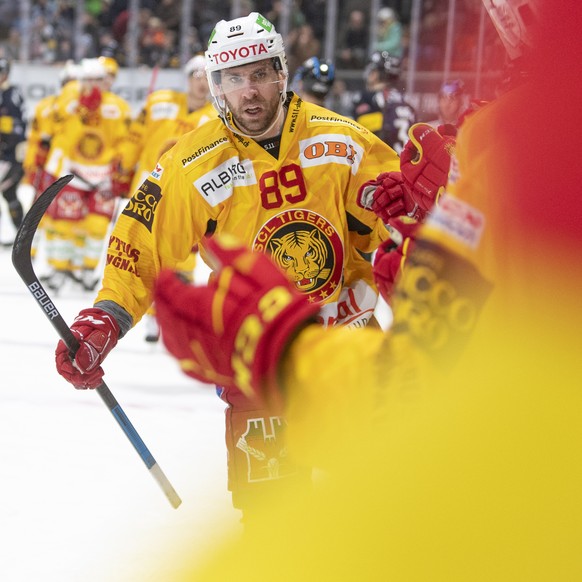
xmin=75 ymin=131 xmax=104 ymax=161
xmin=270 ymin=230 xmax=330 ymax=292
xmin=253 ymin=209 xmax=343 ymax=303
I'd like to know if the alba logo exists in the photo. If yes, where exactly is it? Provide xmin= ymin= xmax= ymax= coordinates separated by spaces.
xmin=299 ymin=134 xmax=364 ymax=175
xmin=209 ymin=43 xmax=268 ymax=65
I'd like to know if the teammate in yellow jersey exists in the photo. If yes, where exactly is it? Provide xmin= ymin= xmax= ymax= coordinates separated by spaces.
xmin=98 ymin=55 xmax=119 ymax=92
xmin=124 ymin=54 xmax=217 ymax=195
xmin=122 ymin=54 xmax=217 ymax=342
xmin=54 ymin=12 xmax=410 ymax=524
xmin=43 ymin=57 xmax=132 ymax=291
xmin=147 ymin=0 xmax=581 ymax=579
xmin=22 ymin=61 xmax=80 ymax=260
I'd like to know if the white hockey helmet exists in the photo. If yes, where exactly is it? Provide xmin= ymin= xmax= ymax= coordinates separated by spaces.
xmin=80 ymin=58 xmax=107 ymax=81
xmin=184 ymin=54 xmax=206 ymax=77
xmin=204 ymin=12 xmax=287 ymax=109
xmin=482 ymin=0 xmax=541 ymax=60
xmin=59 ymin=60 xmax=80 ymax=84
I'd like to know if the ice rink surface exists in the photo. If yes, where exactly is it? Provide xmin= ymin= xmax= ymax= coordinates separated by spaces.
xmin=0 ymin=189 xmax=392 ymax=580
xmin=0 ymin=194 xmax=240 ymax=581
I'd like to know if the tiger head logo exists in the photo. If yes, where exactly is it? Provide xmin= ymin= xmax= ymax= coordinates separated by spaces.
xmin=269 ymin=229 xmax=331 ymax=292
xmin=254 ymin=209 xmax=344 ymax=303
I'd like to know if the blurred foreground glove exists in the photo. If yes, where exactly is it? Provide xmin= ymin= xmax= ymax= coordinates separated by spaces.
xmin=55 ymin=308 xmax=120 ymax=389
xmin=373 ymin=216 xmax=420 ymax=305
xmin=155 ymin=235 xmax=319 ymax=410
xmin=358 ymin=171 xmax=421 ymax=221
xmin=400 ymin=123 xmax=455 ymax=219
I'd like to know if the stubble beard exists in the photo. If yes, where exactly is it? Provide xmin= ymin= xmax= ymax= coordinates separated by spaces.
xmin=228 ymin=94 xmax=281 ymax=137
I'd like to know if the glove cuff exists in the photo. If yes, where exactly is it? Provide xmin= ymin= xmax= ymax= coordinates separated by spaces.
xmin=231 ymin=291 xmax=320 ymax=411
xmin=255 ymin=303 xmax=319 ymax=412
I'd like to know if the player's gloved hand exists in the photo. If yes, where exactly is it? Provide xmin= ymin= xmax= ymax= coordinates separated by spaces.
xmin=358 ymin=171 xmax=420 ymax=221
xmin=400 ymin=123 xmax=455 ymax=219
xmin=111 ymin=161 xmax=134 ymax=198
xmin=373 ymin=216 xmax=420 ymax=304
xmin=55 ymin=308 xmax=120 ymax=389
xmin=154 ymin=235 xmax=320 ymax=410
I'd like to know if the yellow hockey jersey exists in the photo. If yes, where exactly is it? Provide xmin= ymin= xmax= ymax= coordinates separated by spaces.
xmin=44 ymin=90 xmax=131 ymax=191
xmin=96 ymin=93 xmax=400 ymax=328
xmin=124 ymin=89 xmax=217 ymax=194
xmin=166 ymin=83 xmax=582 ymax=582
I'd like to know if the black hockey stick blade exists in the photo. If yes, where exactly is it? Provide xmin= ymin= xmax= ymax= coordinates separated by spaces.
xmin=12 ymin=175 xmax=182 ymax=509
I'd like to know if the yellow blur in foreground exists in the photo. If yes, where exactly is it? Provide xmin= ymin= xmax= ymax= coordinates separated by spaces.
xmin=158 ymin=295 xmax=581 ymax=581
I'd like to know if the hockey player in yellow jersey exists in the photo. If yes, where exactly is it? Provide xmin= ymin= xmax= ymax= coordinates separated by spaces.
xmin=123 ymin=53 xmax=217 ymax=342
xmin=145 ymin=1 xmax=581 ymax=579
xmin=124 ymin=54 xmax=217 ymax=195
xmin=43 ymin=58 xmax=132 ymax=291
xmin=23 ymin=61 xmax=80 ymax=260
xmin=54 ymin=12 xmax=403 ymax=523
xmin=23 ymin=61 xmax=80 ymax=194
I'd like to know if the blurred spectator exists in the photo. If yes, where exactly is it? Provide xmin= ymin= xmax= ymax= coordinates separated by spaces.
xmin=140 ymin=16 xmax=172 ymax=68
xmin=373 ymin=6 xmax=403 ymax=58
xmin=337 ymin=9 xmax=368 ymax=70
xmin=231 ymin=0 xmax=256 ymax=20
xmin=416 ymin=2 xmax=447 ymax=70
xmin=193 ymin=2 xmax=230 ymax=47
xmin=0 ymin=2 xmax=19 ymax=41
xmin=263 ymin=0 xmax=306 ymax=31
xmin=301 ymin=0 xmax=327 ymax=39
xmin=0 ymin=27 xmax=20 ymax=61
xmin=153 ymin=0 xmax=181 ymax=34
xmin=286 ymin=23 xmax=321 ymax=78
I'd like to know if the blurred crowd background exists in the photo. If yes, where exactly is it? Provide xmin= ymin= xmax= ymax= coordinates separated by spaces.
xmin=0 ymin=0 xmax=505 ymax=121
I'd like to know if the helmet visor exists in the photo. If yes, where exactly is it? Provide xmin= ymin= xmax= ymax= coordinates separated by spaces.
xmin=213 ymin=62 xmax=284 ymax=96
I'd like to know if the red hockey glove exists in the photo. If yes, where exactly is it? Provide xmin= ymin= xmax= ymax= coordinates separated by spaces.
xmin=358 ymin=171 xmax=420 ymax=221
xmin=111 ymin=160 xmax=134 ymax=198
xmin=55 ymin=308 xmax=120 ymax=389
xmin=400 ymin=123 xmax=455 ymax=219
xmin=373 ymin=216 xmax=420 ymax=305
xmin=154 ymin=235 xmax=320 ymax=410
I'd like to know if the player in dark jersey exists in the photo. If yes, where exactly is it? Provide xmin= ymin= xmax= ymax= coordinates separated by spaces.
xmin=352 ymin=50 xmax=416 ymax=154
xmin=0 ymin=58 xmax=27 ymax=238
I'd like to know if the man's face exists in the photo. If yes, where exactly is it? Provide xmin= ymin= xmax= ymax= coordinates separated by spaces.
xmin=188 ymin=70 xmax=209 ymax=101
xmin=219 ymin=60 xmax=284 ymax=136
xmin=439 ymin=93 xmax=463 ymax=121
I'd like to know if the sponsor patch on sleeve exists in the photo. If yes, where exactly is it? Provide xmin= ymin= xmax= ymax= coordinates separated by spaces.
xmin=426 ymin=194 xmax=485 ymax=250
xmin=150 ymin=163 xmax=163 ymax=180
xmin=121 ymin=179 xmax=161 ymax=232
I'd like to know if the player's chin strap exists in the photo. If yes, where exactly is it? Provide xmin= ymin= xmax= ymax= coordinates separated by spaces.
xmin=220 ymin=90 xmax=287 ymax=140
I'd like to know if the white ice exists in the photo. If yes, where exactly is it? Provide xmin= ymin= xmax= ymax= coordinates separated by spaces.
xmin=0 ymin=187 xmax=392 ymax=581
xmin=0 ymin=189 xmax=239 ymax=581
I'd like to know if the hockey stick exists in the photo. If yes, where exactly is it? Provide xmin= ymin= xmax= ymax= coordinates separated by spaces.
xmin=11 ymin=174 xmax=182 ymax=509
